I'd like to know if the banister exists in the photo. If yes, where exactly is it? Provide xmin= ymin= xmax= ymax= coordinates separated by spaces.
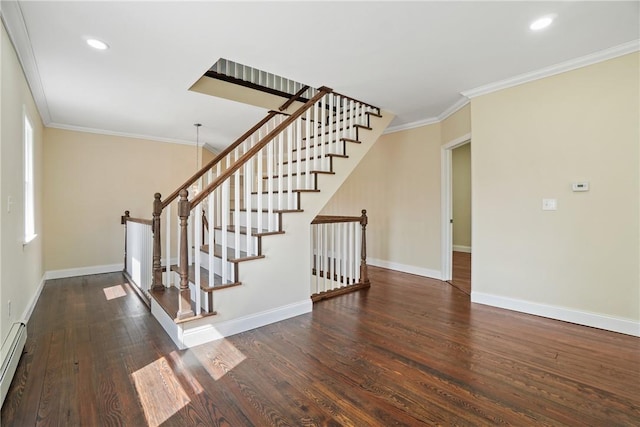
xmin=331 ymin=91 xmax=379 ymax=113
xmin=160 ymin=111 xmax=280 ymax=209
xmin=312 ymin=215 xmax=362 ymax=224
xmin=279 ymin=85 xmax=310 ymax=112
xmin=190 ymin=86 xmax=333 ymax=209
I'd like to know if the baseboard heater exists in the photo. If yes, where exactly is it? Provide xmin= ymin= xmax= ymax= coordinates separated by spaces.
xmin=0 ymin=321 xmax=27 ymax=407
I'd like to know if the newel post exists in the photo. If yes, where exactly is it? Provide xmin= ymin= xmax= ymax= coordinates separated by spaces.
xmin=177 ymin=189 xmax=195 ymax=320
xmin=360 ymin=209 xmax=370 ymax=286
xmin=151 ymin=193 xmax=165 ymax=292
xmin=121 ymin=210 xmax=130 ymax=272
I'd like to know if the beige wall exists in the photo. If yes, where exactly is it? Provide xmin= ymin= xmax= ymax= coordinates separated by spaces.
xmin=442 ymin=103 xmax=470 ymax=144
xmin=452 ymin=143 xmax=471 ymax=249
xmin=471 ymin=52 xmax=639 ymax=323
xmin=1 ymin=22 xmax=44 ymax=342
xmin=43 ymin=129 xmax=199 ymax=271
xmin=322 ymin=124 xmax=442 ymax=275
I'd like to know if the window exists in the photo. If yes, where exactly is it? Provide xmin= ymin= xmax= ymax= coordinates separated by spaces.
xmin=24 ymin=114 xmax=36 ymax=243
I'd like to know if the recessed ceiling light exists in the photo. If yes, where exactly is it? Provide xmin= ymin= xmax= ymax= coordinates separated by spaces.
xmin=86 ymin=38 xmax=109 ymax=50
xmin=530 ymin=15 xmax=555 ymax=31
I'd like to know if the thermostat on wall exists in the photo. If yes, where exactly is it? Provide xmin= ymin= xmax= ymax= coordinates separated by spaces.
xmin=572 ymin=182 xmax=589 ymax=192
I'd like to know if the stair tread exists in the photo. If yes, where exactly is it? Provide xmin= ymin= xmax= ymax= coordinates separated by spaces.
xmin=263 ymin=171 xmax=334 ymax=179
xmin=281 ymin=153 xmax=348 ymax=166
xmin=235 ymin=207 xmax=303 ymax=213
xmin=213 ymin=224 xmax=285 ymax=237
xmin=170 ymin=264 xmax=241 ymax=291
xmin=150 ymin=287 xmax=218 ymax=324
xmin=199 ymin=244 xmax=265 ymax=263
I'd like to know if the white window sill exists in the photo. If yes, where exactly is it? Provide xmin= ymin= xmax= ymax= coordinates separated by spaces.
xmin=23 ymin=233 xmax=38 ymax=246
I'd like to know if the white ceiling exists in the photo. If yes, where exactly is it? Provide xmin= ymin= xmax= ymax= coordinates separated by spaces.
xmin=2 ymin=1 xmax=639 ymax=151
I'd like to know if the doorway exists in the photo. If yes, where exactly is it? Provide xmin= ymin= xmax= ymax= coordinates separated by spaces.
xmin=440 ymin=134 xmax=471 ymax=294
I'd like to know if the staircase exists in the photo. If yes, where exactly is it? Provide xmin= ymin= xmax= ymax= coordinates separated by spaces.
xmin=123 ymin=86 xmax=393 ymax=349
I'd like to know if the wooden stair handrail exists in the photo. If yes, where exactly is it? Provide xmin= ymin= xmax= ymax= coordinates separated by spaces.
xmin=279 ymin=85 xmax=310 ymax=111
xmin=331 ymin=91 xmax=380 ymax=114
xmin=160 ymin=89 xmax=311 ymax=210
xmin=190 ymin=87 xmax=333 ymax=209
xmin=160 ymin=111 xmax=278 ymax=210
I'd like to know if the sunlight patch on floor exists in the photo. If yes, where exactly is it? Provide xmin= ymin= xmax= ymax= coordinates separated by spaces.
xmin=103 ymin=284 xmax=127 ymax=300
xmin=192 ymin=338 xmax=247 ymax=381
xmin=131 ymin=357 xmax=190 ymax=427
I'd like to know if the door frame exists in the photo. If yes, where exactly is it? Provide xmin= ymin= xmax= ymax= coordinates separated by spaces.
xmin=440 ymin=133 xmax=471 ymax=281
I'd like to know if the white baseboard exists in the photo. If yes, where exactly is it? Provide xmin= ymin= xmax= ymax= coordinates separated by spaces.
xmin=179 ymin=299 xmax=313 ymax=348
xmin=453 ymin=245 xmax=472 ymax=253
xmin=45 ymin=263 xmax=123 ymax=280
xmin=150 ymin=299 xmax=185 ymax=349
xmin=471 ymin=291 xmax=640 ymax=337
xmin=367 ymin=258 xmax=442 ymax=280
xmin=19 ymin=274 xmax=46 ymax=323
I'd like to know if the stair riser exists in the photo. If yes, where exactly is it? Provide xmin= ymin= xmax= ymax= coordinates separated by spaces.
xmin=259 ymin=176 xmax=316 ymax=192
xmin=233 ymin=211 xmax=280 ymax=231
xmin=170 ymin=271 xmax=214 ymax=312
xmin=270 ymin=157 xmax=333 ymax=177
xmin=250 ymin=193 xmax=299 ymax=211
xmin=212 ymin=228 xmax=258 ymax=252
xmin=198 ymin=251 xmax=236 ymax=282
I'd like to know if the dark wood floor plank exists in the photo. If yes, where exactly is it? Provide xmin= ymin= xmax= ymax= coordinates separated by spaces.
xmin=3 ymin=269 xmax=639 ymax=426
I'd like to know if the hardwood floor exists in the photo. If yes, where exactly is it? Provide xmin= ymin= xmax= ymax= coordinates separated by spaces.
xmin=2 ymin=268 xmax=639 ymax=426
xmin=449 ymin=251 xmax=471 ymax=295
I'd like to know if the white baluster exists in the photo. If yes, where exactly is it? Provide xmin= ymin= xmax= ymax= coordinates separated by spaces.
xmin=194 ymin=202 xmax=202 ymax=315
xmin=234 ymin=169 xmax=240 ymax=259
xmin=313 ymin=101 xmax=320 ymax=171
xmin=221 ymin=179 xmax=229 ymax=284
xmin=165 ymin=203 xmax=172 ymax=287
xmin=296 ymin=116 xmax=302 ymax=191
xmin=355 ymin=221 xmax=362 ymax=283
xmin=320 ymin=95 xmax=327 ymax=171
xmin=244 ymin=156 xmax=253 ymax=256
xmin=208 ymin=189 xmax=214 ymax=291
xmin=267 ymin=140 xmax=274 ymax=231
xmin=328 ymin=94 xmax=334 ymax=157
xmin=277 ymin=132 xmax=284 ymax=210
xmin=286 ymin=124 xmax=293 ymax=209
xmin=305 ymin=109 xmax=312 ymax=189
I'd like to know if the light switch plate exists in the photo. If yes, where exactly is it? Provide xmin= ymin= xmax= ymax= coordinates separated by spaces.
xmin=542 ymin=198 xmax=557 ymax=211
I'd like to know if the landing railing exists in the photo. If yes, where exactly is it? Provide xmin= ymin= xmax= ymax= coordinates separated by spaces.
xmin=121 ymin=211 xmax=153 ymax=300
xmin=310 ymin=210 xmax=370 ymax=302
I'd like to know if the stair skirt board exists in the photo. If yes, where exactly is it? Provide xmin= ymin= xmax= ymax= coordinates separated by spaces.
xmin=151 ymin=298 xmax=312 ymax=349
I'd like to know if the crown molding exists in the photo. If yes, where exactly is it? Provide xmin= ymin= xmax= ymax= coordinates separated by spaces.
xmin=47 ymin=122 xmax=198 ymax=147
xmin=202 ymin=142 xmax=219 ymax=154
xmin=437 ymin=96 xmax=469 ymax=122
xmin=462 ymin=39 xmax=640 ymax=98
xmin=383 ymin=116 xmax=439 ymax=135
xmin=1 ymin=0 xmax=52 ymax=125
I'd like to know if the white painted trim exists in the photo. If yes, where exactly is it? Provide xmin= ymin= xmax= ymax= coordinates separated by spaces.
xmin=0 ymin=1 xmax=52 ymax=125
xmin=441 ymin=133 xmax=472 ymax=282
xmin=368 ymin=257 xmax=442 ymax=280
xmin=47 ymin=122 xmax=197 ymax=147
xmin=45 ymin=263 xmax=122 ymax=280
xmin=453 ymin=245 xmax=471 ymax=253
xmin=151 ymin=299 xmax=185 ymax=349
xmin=462 ymin=39 xmax=640 ymax=98
xmin=19 ymin=274 xmax=46 ymax=323
xmin=383 ymin=116 xmax=439 ymax=134
xmin=180 ymin=299 xmax=312 ymax=348
xmin=442 ymin=133 xmax=472 ymax=151
xmin=471 ymin=291 xmax=640 ymax=337
xmin=438 ymin=97 xmax=470 ymax=122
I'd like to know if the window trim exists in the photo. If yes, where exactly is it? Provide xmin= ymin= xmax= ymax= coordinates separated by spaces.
xmin=23 ymin=111 xmax=37 ymax=244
